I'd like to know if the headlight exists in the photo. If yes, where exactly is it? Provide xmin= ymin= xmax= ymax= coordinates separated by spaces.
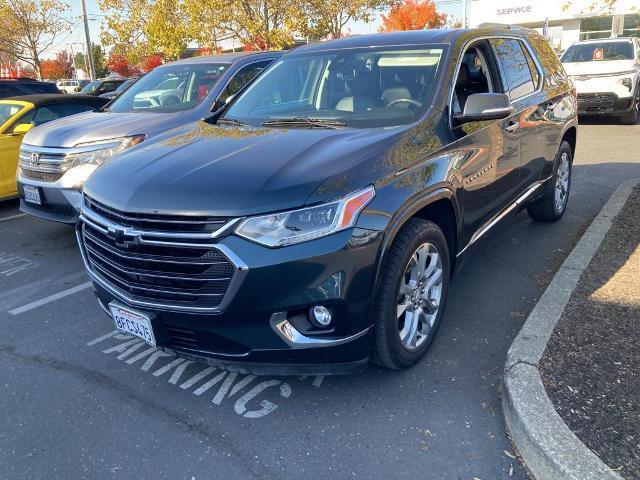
xmin=235 ymin=185 xmax=375 ymax=247
xmin=67 ymin=135 xmax=145 ymax=169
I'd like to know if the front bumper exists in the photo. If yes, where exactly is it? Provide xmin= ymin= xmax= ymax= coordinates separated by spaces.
xmin=17 ymin=167 xmax=85 ymax=224
xmin=82 ymin=226 xmax=384 ymax=375
xmin=572 ymin=75 xmax=637 ymax=116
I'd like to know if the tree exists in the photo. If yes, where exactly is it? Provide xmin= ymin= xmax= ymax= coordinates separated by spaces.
xmin=0 ymin=0 xmax=71 ymax=79
xmin=106 ymin=53 xmax=140 ymax=77
xmin=183 ymin=0 xmax=306 ymax=50
xmin=41 ymin=59 xmax=64 ymax=79
xmin=379 ymin=0 xmax=446 ymax=32
xmin=305 ymin=0 xmax=391 ymax=40
xmin=74 ymin=43 xmax=108 ymax=78
xmin=99 ymin=0 xmax=189 ymax=63
xmin=141 ymin=54 xmax=162 ymax=72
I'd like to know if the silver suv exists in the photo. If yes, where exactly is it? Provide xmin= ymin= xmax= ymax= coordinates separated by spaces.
xmin=18 ymin=51 xmax=281 ymax=223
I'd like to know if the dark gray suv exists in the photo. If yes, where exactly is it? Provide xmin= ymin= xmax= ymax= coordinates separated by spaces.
xmin=77 ymin=26 xmax=577 ymax=375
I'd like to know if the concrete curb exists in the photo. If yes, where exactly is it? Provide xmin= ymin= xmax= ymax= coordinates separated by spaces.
xmin=503 ymin=178 xmax=640 ymax=480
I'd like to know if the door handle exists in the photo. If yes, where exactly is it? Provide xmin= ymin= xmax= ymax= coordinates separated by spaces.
xmin=505 ymin=121 xmax=520 ymax=134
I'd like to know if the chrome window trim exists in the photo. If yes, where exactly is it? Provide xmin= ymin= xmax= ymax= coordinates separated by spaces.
xmin=448 ymin=34 xmax=546 ymax=130
xmin=77 ymin=205 xmax=249 ymax=314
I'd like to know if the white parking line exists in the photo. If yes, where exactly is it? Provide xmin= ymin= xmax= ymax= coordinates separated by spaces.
xmin=0 ymin=213 xmax=26 ymax=223
xmin=8 ymin=281 xmax=93 ymax=315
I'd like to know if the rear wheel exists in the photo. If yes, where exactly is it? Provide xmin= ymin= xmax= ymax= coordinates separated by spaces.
xmin=372 ymin=219 xmax=450 ymax=370
xmin=527 ymin=141 xmax=572 ymax=222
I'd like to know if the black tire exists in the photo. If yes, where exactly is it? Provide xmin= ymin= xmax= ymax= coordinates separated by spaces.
xmin=527 ymin=141 xmax=573 ymax=222
xmin=371 ymin=218 xmax=450 ymax=370
xmin=620 ymin=92 xmax=639 ymax=125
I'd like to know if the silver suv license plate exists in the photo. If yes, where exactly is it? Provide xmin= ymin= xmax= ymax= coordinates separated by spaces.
xmin=109 ymin=303 xmax=156 ymax=347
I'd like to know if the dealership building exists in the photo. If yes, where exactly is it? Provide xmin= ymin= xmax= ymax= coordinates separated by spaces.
xmin=469 ymin=0 xmax=640 ymax=50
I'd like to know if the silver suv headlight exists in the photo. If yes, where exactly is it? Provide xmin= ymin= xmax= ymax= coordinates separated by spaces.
xmin=68 ymin=135 xmax=145 ymax=169
xmin=235 ymin=185 xmax=375 ymax=247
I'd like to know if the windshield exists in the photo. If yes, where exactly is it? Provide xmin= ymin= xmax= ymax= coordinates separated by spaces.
xmin=225 ymin=46 xmax=446 ymax=128
xmin=80 ymin=80 xmax=100 ymax=93
xmin=115 ymin=79 xmax=136 ymax=92
xmin=562 ymin=41 xmax=635 ymax=62
xmin=0 ymin=103 xmax=25 ymax=126
xmin=107 ymin=63 xmax=228 ymax=113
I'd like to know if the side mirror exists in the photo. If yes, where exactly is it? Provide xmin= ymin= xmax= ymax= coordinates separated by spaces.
xmin=12 ymin=123 xmax=34 ymax=135
xmin=453 ymin=93 xmax=514 ymax=125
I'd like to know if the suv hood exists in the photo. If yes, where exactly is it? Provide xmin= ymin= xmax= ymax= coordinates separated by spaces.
xmin=23 ymin=110 xmax=183 ymax=148
xmin=84 ymin=121 xmax=400 ymax=217
xmin=563 ymin=59 xmax=638 ymax=76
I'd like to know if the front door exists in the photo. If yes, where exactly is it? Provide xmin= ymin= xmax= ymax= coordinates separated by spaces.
xmin=448 ymin=40 xmax=522 ymax=244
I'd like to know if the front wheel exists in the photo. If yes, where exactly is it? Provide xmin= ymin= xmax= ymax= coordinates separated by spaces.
xmin=620 ymin=91 xmax=639 ymax=125
xmin=527 ymin=141 xmax=572 ymax=222
xmin=372 ymin=219 xmax=450 ymax=370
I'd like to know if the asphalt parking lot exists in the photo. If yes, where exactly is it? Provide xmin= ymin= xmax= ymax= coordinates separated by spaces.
xmin=1 ymin=121 xmax=639 ymax=480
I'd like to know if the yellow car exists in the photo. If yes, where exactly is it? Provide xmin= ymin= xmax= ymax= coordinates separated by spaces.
xmin=0 ymin=94 xmax=109 ymax=200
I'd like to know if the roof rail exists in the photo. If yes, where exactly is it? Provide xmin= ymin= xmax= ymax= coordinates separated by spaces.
xmin=477 ymin=22 xmax=537 ymax=33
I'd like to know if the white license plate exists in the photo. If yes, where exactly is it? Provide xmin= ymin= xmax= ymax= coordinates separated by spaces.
xmin=109 ymin=303 xmax=156 ymax=347
xmin=22 ymin=185 xmax=41 ymax=205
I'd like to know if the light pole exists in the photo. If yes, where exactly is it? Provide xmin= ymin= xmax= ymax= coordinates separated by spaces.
xmin=80 ymin=0 xmax=96 ymax=80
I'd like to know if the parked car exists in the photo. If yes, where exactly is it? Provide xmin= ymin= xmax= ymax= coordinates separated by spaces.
xmin=56 ymin=79 xmax=85 ymax=94
xmin=99 ymin=78 xmax=138 ymax=100
xmin=0 ymin=78 xmax=61 ymax=99
xmin=17 ymin=51 xmax=281 ymax=223
xmin=79 ymin=78 xmax=128 ymax=96
xmin=0 ymin=94 xmax=108 ymax=201
xmin=562 ymin=37 xmax=640 ymax=124
xmin=76 ymin=26 xmax=578 ymax=375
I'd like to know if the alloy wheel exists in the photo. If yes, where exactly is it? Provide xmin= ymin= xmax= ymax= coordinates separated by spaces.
xmin=554 ymin=152 xmax=570 ymax=214
xmin=396 ymin=243 xmax=443 ymax=350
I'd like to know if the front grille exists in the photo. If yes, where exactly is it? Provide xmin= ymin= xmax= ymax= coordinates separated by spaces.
xmin=19 ymin=147 xmax=69 ymax=181
xmin=577 ymin=93 xmax=617 ymax=112
xmin=20 ymin=167 xmax=65 ymax=182
xmin=83 ymin=195 xmax=230 ymax=233
xmin=79 ymin=196 xmax=243 ymax=312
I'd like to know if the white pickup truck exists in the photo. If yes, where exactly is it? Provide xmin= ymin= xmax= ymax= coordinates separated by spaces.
xmin=562 ymin=37 xmax=640 ymax=124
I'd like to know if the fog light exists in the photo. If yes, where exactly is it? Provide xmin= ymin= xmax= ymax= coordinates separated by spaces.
xmin=310 ymin=305 xmax=332 ymax=327
xmin=622 ymin=78 xmax=633 ymax=91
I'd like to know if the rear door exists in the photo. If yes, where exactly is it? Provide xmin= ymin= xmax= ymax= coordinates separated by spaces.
xmin=490 ymin=37 xmax=551 ymax=193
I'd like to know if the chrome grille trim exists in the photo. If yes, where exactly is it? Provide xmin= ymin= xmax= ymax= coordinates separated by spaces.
xmin=82 ymin=196 xmax=240 ymax=240
xmin=77 ymin=199 xmax=248 ymax=313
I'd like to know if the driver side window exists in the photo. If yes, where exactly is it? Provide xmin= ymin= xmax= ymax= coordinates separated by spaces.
xmin=452 ymin=44 xmax=495 ymax=116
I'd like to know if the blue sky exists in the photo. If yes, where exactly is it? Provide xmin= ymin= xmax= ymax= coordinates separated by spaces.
xmin=48 ymin=0 xmax=462 ymax=58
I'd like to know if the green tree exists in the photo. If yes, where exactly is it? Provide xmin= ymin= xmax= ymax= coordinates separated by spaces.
xmin=304 ymin=0 xmax=391 ymax=40
xmin=74 ymin=43 xmax=108 ymax=78
xmin=0 ymin=0 xmax=71 ymax=79
xmin=183 ymin=0 xmax=305 ymax=50
xmin=99 ymin=0 xmax=189 ymax=63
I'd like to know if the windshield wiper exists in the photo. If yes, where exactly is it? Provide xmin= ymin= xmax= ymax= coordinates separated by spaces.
xmin=217 ymin=117 xmax=247 ymax=127
xmin=261 ymin=117 xmax=346 ymax=129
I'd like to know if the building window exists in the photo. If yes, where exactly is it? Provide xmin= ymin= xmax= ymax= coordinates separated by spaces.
xmin=623 ymin=14 xmax=640 ymax=38
xmin=580 ymin=16 xmax=613 ymax=40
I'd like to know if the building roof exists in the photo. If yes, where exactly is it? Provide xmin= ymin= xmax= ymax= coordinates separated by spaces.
xmin=1 ymin=93 xmax=109 ymax=107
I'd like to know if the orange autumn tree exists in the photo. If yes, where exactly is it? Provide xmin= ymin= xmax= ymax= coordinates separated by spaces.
xmin=379 ymin=0 xmax=446 ymax=32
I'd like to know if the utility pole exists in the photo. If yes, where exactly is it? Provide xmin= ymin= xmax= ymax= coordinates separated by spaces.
xmin=461 ymin=0 xmax=467 ymax=28
xmin=80 ymin=0 xmax=96 ymax=80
